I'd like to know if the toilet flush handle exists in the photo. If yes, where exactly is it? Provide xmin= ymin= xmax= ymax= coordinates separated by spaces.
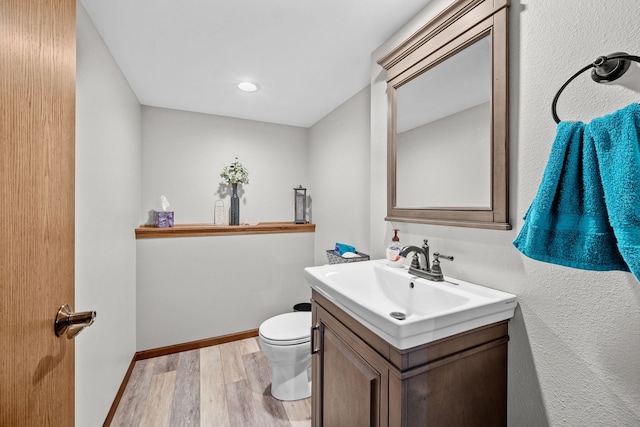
xmin=310 ymin=323 xmax=320 ymax=354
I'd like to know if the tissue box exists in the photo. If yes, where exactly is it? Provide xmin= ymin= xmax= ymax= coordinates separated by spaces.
xmin=153 ymin=210 xmax=174 ymax=228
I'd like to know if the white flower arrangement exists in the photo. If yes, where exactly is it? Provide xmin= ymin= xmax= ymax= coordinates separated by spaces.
xmin=220 ymin=156 xmax=249 ymax=185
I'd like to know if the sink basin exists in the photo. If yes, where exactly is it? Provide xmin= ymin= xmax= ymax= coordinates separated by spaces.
xmin=304 ymin=259 xmax=517 ymax=349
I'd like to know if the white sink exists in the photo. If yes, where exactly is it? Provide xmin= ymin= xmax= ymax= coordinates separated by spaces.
xmin=304 ymin=259 xmax=517 ymax=349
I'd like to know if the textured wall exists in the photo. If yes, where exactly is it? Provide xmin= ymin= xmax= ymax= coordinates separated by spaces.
xmin=75 ymin=2 xmax=141 ymax=425
xmin=371 ymin=0 xmax=640 ymax=425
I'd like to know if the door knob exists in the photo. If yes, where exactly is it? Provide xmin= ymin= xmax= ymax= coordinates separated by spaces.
xmin=55 ymin=304 xmax=96 ymax=339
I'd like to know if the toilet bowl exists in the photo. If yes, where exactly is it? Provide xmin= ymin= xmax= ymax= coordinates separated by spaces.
xmin=258 ymin=311 xmax=312 ymax=401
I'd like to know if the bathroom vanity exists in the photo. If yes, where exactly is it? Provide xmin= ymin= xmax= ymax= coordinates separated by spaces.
xmin=304 ymin=258 xmax=516 ymax=427
xmin=311 ymin=290 xmax=509 ymax=426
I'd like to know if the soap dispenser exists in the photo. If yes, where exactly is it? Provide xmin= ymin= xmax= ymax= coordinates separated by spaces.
xmin=386 ymin=229 xmax=403 ymax=267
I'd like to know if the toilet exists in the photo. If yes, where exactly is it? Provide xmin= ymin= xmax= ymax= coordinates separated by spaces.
xmin=258 ymin=311 xmax=312 ymax=401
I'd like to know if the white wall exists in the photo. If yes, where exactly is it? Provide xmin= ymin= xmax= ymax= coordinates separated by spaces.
xmin=308 ymin=86 xmax=372 ymax=264
xmin=137 ymin=107 xmax=312 ymax=351
xmin=141 ymin=106 xmax=308 ymax=224
xmin=136 ymin=233 xmax=313 ymax=350
xmin=371 ymin=0 xmax=640 ymax=425
xmin=75 ymin=2 xmax=141 ymax=426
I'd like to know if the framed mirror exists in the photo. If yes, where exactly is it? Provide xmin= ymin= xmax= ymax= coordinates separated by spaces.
xmin=378 ymin=0 xmax=510 ymax=230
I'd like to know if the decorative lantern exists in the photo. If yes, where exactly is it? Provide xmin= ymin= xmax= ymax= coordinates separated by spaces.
xmin=294 ymin=185 xmax=307 ymax=224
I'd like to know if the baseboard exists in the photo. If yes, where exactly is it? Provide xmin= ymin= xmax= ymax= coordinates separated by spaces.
xmin=134 ymin=328 xmax=259 ymax=360
xmin=102 ymin=355 xmax=136 ymax=427
xmin=102 ymin=328 xmax=259 ymax=426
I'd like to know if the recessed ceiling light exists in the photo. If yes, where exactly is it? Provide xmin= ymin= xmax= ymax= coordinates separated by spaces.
xmin=238 ymin=81 xmax=258 ymax=92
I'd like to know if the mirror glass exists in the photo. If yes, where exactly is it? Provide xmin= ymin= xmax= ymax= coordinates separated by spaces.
xmin=395 ymin=37 xmax=491 ymax=209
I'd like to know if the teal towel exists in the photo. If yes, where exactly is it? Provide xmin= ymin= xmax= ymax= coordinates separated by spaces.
xmin=334 ymin=242 xmax=356 ymax=256
xmin=589 ymin=103 xmax=640 ymax=278
xmin=514 ymin=103 xmax=640 ymax=278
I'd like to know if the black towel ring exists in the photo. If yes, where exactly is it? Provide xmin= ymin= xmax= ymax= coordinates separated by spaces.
xmin=551 ymin=52 xmax=640 ymax=123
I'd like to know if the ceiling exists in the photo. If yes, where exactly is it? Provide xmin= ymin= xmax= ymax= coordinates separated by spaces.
xmin=79 ymin=0 xmax=433 ymax=128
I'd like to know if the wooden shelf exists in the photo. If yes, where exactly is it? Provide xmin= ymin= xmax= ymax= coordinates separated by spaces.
xmin=135 ymin=222 xmax=315 ymax=239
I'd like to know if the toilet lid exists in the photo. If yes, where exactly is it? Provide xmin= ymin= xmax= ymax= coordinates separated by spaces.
xmin=259 ymin=312 xmax=311 ymax=345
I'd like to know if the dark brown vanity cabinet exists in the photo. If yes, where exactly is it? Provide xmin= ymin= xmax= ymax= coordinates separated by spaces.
xmin=311 ymin=290 xmax=509 ymax=427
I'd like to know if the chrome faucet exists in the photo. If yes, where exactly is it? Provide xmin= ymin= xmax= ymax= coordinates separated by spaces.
xmin=399 ymin=239 xmax=453 ymax=282
xmin=399 ymin=239 xmax=430 ymax=271
xmin=399 ymin=245 xmax=427 ymax=271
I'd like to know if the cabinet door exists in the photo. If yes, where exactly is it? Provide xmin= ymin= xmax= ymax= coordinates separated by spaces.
xmin=312 ymin=304 xmax=389 ymax=427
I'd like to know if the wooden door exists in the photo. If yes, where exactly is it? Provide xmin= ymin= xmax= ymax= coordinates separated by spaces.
xmin=0 ymin=0 xmax=77 ymax=425
xmin=312 ymin=304 xmax=389 ymax=427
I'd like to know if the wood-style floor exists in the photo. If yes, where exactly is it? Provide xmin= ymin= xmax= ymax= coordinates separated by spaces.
xmin=110 ymin=337 xmax=311 ymax=427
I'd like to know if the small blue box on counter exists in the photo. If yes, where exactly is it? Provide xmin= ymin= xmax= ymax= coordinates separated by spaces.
xmin=153 ymin=210 xmax=174 ymax=228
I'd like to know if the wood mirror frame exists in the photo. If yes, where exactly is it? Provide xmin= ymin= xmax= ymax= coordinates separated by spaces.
xmin=378 ymin=0 xmax=510 ymax=230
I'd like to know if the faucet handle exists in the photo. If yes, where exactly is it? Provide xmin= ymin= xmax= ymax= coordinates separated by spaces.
xmin=431 ymin=252 xmax=453 ymax=275
xmin=422 ymin=239 xmax=429 ymax=248
xmin=433 ymin=252 xmax=453 ymax=262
